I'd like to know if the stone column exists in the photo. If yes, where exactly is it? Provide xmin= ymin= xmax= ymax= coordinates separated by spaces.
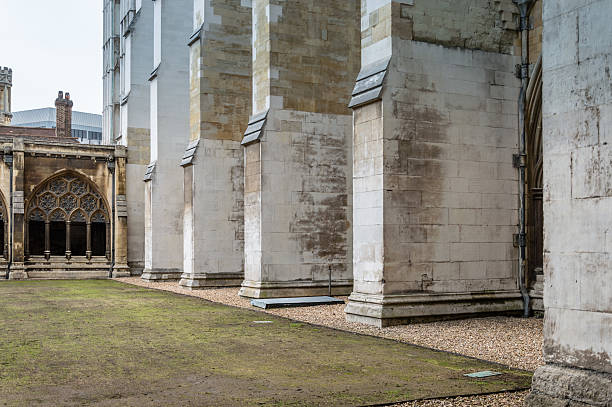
xmin=239 ymin=0 xmax=360 ymax=298
xmin=526 ymin=1 xmax=612 ymax=405
xmin=178 ymin=0 xmax=252 ymax=289
xmin=65 ymin=221 xmax=71 ymax=260
xmin=141 ymin=0 xmax=192 ymax=281
xmin=344 ymin=0 xmax=523 ymax=326
xmin=113 ymin=146 xmax=130 ymax=276
xmin=9 ymin=137 xmax=26 ymax=279
xmin=86 ymin=222 xmax=92 ymax=261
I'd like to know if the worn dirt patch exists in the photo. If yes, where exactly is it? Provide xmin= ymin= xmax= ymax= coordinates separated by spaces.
xmin=0 ymin=280 xmax=531 ymax=406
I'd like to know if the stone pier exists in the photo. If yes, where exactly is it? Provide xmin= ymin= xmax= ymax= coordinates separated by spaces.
xmin=240 ymin=0 xmax=361 ymax=298
xmin=526 ymin=0 xmax=612 ymax=405
xmin=179 ymin=0 xmax=252 ymax=289
xmin=141 ymin=0 xmax=192 ymax=281
xmin=345 ymin=0 xmax=525 ymax=326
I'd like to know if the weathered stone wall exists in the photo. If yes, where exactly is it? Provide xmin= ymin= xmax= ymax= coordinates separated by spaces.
xmin=0 ymin=139 xmax=127 ymax=279
xmin=242 ymin=110 xmax=354 ymax=297
xmin=179 ymin=0 xmax=251 ymax=288
xmin=346 ymin=0 xmax=523 ymax=326
xmin=528 ymin=0 xmax=612 ymax=404
xmin=252 ymin=0 xmax=361 ymax=115
xmin=142 ymin=0 xmax=192 ymax=281
xmin=528 ymin=0 xmax=542 ymax=64
xmin=242 ymin=0 xmax=360 ymax=298
xmin=120 ymin=1 xmax=154 ymax=274
xmin=361 ymin=0 xmax=517 ymax=66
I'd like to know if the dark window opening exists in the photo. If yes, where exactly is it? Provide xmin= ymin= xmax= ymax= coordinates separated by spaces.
xmin=50 ymin=221 xmax=66 ymax=256
xmin=70 ymin=222 xmax=87 ymax=256
xmin=29 ymin=221 xmax=45 ymax=255
xmin=91 ymin=223 xmax=106 ymax=256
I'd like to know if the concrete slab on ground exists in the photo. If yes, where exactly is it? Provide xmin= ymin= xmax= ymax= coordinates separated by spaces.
xmin=251 ymin=296 xmax=345 ymax=309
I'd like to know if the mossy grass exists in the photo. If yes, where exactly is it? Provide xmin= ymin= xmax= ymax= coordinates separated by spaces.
xmin=0 ymin=280 xmax=531 ymax=406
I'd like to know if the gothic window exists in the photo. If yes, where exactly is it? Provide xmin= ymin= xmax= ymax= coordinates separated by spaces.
xmin=25 ymin=173 xmax=110 ymax=261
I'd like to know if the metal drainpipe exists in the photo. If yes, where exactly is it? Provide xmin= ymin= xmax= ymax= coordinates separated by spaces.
xmin=4 ymin=149 xmax=12 ymax=279
xmin=108 ymin=157 xmax=116 ymax=278
xmin=513 ymin=0 xmax=533 ymax=318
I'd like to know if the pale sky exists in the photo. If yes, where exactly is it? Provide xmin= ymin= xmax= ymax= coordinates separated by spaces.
xmin=0 ymin=0 xmax=103 ymax=115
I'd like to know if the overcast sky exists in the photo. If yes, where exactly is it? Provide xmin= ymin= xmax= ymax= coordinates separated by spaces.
xmin=0 ymin=0 xmax=103 ymax=114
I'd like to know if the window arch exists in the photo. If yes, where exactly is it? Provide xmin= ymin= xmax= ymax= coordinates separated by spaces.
xmin=25 ymin=172 xmax=111 ymax=261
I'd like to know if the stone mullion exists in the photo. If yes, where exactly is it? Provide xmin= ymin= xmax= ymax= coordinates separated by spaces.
xmin=105 ymin=222 xmax=111 ymax=260
xmin=44 ymin=221 xmax=50 ymax=260
xmin=86 ymin=222 xmax=92 ymax=261
xmin=65 ymin=220 xmax=71 ymax=260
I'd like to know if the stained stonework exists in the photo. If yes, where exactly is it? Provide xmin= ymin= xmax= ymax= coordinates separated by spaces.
xmin=0 ymin=132 xmax=127 ymax=279
xmin=345 ymin=0 xmax=523 ymax=326
xmin=527 ymin=0 xmax=612 ymax=404
xmin=179 ymin=0 xmax=251 ymax=289
xmin=241 ymin=0 xmax=360 ymax=298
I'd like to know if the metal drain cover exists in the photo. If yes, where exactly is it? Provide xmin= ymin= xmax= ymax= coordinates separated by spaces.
xmin=464 ymin=371 xmax=502 ymax=378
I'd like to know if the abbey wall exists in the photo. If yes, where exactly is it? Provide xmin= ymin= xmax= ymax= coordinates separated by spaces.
xmin=180 ymin=0 xmax=252 ymax=288
xmin=99 ymin=0 xmax=612 ymax=403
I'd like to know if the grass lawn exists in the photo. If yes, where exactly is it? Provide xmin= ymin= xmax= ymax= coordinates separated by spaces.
xmin=0 ymin=280 xmax=532 ymax=406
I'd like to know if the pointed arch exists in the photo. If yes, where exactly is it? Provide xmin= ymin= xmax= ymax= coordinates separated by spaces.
xmin=25 ymin=170 xmax=111 ymax=260
xmin=25 ymin=170 xmax=111 ymax=223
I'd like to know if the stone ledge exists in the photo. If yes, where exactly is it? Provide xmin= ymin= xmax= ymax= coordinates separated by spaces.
xmin=239 ymin=279 xmax=353 ymax=299
xmin=179 ymin=272 xmax=244 ymax=289
xmin=526 ymin=364 xmax=612 ymax=407
xmin=345 ymin=290 xmax=524 ymax=327
xmin=141 ymin=268 xmax=182 ymax=282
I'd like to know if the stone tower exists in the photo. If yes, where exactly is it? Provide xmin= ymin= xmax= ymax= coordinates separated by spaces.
xmin=0 ymin=66 xmax=12 ymax=126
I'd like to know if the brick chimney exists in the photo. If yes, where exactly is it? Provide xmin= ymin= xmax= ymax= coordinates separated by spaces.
xmin=55 ymin=91 xmax=73 ymax=138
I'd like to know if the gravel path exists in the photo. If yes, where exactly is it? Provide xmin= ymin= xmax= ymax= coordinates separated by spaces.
xmin=117 ymin=278 xmax=542 ymax=406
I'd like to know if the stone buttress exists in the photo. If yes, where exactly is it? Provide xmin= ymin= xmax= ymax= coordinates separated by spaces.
xmin=141 ymin=0 xmax=192 ymax=281
xmin=345 ymin=0 xmax=525 ymax=326
xmin=240 ymin=0 xmax=361 ymax=298
xmin=179 ymin=0 xmax=252 ymax=288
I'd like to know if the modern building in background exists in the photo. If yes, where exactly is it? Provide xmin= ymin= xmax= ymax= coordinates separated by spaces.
xmin=11 ymin=108 xmax=102 ymax=144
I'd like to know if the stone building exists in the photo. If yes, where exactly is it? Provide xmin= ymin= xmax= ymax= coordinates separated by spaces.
xmin=141 ymin=0 xmax=192 ymax=281
xmin=178 ymin=0 xmax=252 ymax=289
xmin=0 ymin=89 xmax=128 ymax=279
xmin=100 ymin=0 xmax=611 ymax=402
xmin=240 ymin=1 xmax=360 ymax=298
xmin=103 ymin=0 xmax=153 ymax=274
xmin=0 ymin=67 xmax=12 ymax=126
xmin=526 ymin=0 xmax=612 ymax=404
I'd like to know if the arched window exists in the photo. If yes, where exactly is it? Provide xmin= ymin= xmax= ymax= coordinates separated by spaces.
xmin=25 ymin=173 xmax=111 ymax=261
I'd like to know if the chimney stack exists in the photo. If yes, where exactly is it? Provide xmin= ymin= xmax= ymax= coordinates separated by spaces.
xmin=55 ymin=90 xmax=73 ymax=138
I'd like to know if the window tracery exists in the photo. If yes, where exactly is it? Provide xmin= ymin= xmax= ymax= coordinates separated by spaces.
xmin=27 ymin=173 xmax=109 ymax=223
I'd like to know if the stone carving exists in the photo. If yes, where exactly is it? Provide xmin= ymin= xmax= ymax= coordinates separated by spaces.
xmin=26 ymin=173 xmax=109 ymax=224
xmin=91 ymin=211 xmax=107 ymax=223
xmin=49 ymin=210 xmax=66 ymax=221
xmin=70 ymin=210 xmax=86 ymax=223
xmin=49 ymin=179 xmax=68 ymax=195
xmin=70 ymin=180 xmax=87 ymax=196
xmin=60 ymin=195 xmax=78 ymax=212
xmin=29 ymin=210 xmax=44 ymax=222
xmin=39 ymin=193 xmax=57 ymax=212
xmin=81 ymin=195 xmax=98 ymax=213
